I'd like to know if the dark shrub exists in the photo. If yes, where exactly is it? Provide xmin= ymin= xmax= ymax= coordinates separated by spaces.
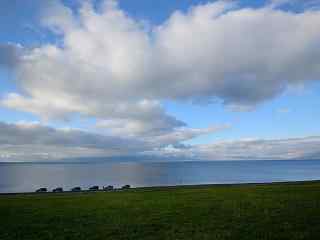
xmin=103 ymin=185 xmax=114 ymax=191
xmin=53 ymin=187 xmax=63 ymax=192
xmin=121 ymin=185 xmax=131 ymax=190
xmin=36 ymin=188 xmax=47 ymax=193
xmin=71 ymin=187 xmax=81 ymax=192
xmin=89 ymin=186 xmax=99 ymax=191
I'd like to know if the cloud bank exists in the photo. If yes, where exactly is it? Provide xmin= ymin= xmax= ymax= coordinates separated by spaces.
xmin=0 ymin=121 xmax=227 ymax=161
xmin=149 ymin=136 xmax=320 ymax=160
xmin=0 ymin=121 xmax=319 ymax=162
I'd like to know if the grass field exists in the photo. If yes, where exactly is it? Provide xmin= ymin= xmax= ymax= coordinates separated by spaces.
xmin=1 ymin=182 xmax=320 ymax=240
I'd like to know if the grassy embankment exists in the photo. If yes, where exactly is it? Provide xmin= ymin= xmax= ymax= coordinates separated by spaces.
xmin=1 ymin=181 xmax=320 ymax=239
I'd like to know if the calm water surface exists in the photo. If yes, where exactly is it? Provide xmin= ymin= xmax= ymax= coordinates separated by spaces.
xmin=1 ymin=160 xmax=320 ymax=193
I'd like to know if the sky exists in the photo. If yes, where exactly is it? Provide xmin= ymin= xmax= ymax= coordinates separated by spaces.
xmin=0 ymin=0 xmax=320 ymax=162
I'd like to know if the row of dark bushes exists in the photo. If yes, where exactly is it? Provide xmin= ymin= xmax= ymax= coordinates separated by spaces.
xmin=35 ymin=185 xmax=131 ymax=193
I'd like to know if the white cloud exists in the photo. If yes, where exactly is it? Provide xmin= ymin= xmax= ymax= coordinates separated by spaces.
xmin=0 ymin=121 xmax=319 ymax=162
xmin=40 ymin=0 xmax=77 ymax=35
xmin=1 ymin=0 xmax=319 ymax=119
xmin=146 ymin=136 xmax=320 ymax=161
xmin=0 ymin=121 xmax=146 ymax=161
xmin=0 ymin=121 xmax=227 ymax=162
xmin=154 ymin=2 xmax=320 ymax=105
xmin=0 ymin=0 xmax=320 ymax=161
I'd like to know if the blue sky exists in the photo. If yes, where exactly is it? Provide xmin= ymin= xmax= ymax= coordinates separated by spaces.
xmin=0 ymin=0 xmax=320 ymax=162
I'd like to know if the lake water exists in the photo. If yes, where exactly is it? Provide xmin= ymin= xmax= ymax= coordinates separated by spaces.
xmin=1 ymin=160 xmax=320 ymax=193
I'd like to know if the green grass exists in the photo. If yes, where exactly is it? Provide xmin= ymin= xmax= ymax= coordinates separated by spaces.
xmin=1 ymin=182 xmax=320 ymax=239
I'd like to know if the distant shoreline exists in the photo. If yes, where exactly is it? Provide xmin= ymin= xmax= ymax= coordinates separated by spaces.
xmin=1 ymin=159 xmax=320 ymax=164
xmin=1 ymin=179 xmax=320 ymax=196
